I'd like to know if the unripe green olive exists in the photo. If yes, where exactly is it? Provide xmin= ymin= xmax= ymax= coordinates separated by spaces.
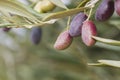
xmin=34 ymin=0 xmax=55 ymax=13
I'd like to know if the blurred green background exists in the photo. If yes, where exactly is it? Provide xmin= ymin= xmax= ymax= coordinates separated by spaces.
xmin=0 ymin=0 xmax=120 ymax=80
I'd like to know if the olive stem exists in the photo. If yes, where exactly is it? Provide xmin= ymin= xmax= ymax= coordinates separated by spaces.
xmin=66 ymin=16 xmax=71 ymax=30
xmin=77 ymin=0 xmax=90 ymax=8
xmin=86 ymin=7 xmax=93 ymax=21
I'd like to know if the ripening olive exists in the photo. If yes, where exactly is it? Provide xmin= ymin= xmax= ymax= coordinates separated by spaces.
xmin=2 ymin=27 xmax=11 ymax=32
xmin=54 ymin=30 xmax=73 ymax=50
xmin=95 ymin=0 xmax=114 ymax=21
xmin=115 ymin=0 xmax=120 ymax=16
xmin=81 ymin=21 xmax=97 ymax=46
xmin=69 ymin=12 xmax=87 ymax=37
xmin=30 ymin=27 xmax=42 ymax=45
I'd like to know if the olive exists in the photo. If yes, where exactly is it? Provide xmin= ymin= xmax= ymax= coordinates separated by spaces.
xmin=81 ymin=21 xmax=97 ymax=46
xmin=54 ymin=30 xmax=73 ymax=50
xmin=34 ymin=0 xmax=55 ymax=13
xmin=95 ymin=0 xmax=114 ymax=21
xmin=115 ymin=0 xmax=120 ymax=16
xmin=30 ymin=27 xmax=42 ymax=45
xmin=69 ymin=12 xmax=87 ymax=37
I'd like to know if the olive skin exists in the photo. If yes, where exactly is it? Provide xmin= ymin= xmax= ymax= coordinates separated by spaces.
xmin=2 ymin=27 xmax=11 ymax=32
xmin=95 ymin=0 xmax=114 ymax=21
xmin=69 ymin=12 xmax=87 ymax=37
xmin=30 ymin=27 xmax=42 ymax=45
xmin=34 ymin=0 xmax=55 ymax=13
xmin=115 ymin=0 xmax=120 ymax=16
xmin=81 ymin=21 xmax=97 ymax=46
xmin=54 ymin=30 xmax=73 ymax=50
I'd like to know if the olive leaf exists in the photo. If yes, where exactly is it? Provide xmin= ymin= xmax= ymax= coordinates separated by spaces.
xmin=0 ymin=23 xmax=13 ymax=27
xmin=0 ymin=0 xmax=36 ymax=20
xmin=92 ymin=36 xmax=120 ymax=46
xmin=0 ymin=0 xmax=55 ymax=28
xmin=24 ymin=19 xmax=58 ymax=28
xmin=88 ymin=60 xmax=120 ymax=68
xmin=11 ymin=0 xmax=49 ymax=18
xmin=49 ymin=0 xmax=68 ymax=9
xmin=0 ymin=0 xmax=47 ymax=23
xmin=43 ymin=7 xmax=88 ymax=21
xmin=95 ymin=42 xmax=120 ymax=51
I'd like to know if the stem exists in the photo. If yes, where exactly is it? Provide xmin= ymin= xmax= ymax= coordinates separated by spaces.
xmin=66 ymin=16 xmax=71 ymax=30
xmin=86 ymin=7 xmax=93 ymax=21
xmin=77 ymin=0 xmax=90 ymax=8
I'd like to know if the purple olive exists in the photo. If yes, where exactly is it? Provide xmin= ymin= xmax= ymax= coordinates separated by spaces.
xmin=2 ymin=27 xmax=11 ymax=32
xmin=95 ymin=0 xmax=114 ymax=21
xmin=69 ymin=12 xmax=88 ymax=37
xmin=54 ymin=30 xmax=73 ymax=50
xmin=115 ymin=0 xmax=120 ymax=16
xmin=30 ymin=27 xmax=42 ymax=45
xmin=81 ymin=21 xmax=97 ymax=46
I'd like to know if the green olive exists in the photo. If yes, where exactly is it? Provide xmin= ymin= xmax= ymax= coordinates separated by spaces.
xmin=34 ymin=0 xmax=55 ymax=13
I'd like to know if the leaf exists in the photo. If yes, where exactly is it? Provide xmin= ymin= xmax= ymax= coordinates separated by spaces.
xmin=49 ymin=0 xmax=68 ymax=9
xmin=92 ymin=36 xmax=120 ymax=46
xmin=0 ymin=0 xmax=43 ymax=22
xmin=43 ymin=7 xmax=88 ymax=21
xmin=95 ymin=42 xmax=120 ymax=51
xmin=88 ymin=60 xmax=120 ymax=68
xmin=12 ymin=0 xmax=48 ymax=18
xmin=98 ymin=60 xmax=120 ymax=68
xmin=0 ymin=23 xmax=13 ymax=27
xmin=24 ymin=19 xmax=58 ymax=28
xmin=11 ymin=16 xmax=32 ymax=25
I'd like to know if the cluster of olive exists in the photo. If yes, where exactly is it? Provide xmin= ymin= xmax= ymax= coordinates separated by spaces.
xmin=54 ymin=0 xmax=120 ymax=50
xmin=54 ymin=12 xmax=97 ymax=50
xmin=4 ymin=0 xmax=120 ymax=49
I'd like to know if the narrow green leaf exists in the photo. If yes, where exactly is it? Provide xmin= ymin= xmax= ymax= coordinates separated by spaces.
xmin=92 ymin=36 xmax=120 ymax=46
xmin=0 ymin=23 xmax=14 ymax=27
xmin=98 ymin=60 xmax=120 ymax=68
xmin=43 ymin=7 xmax=88 ymax=21
xmin=24 ymin=19 xmax=57 ymax=28
xmin=11 ymin=0 xmax=48 ymax=18
xmin=0 ymin=0 xmax=42 ymax=22
xmin=88 ymin=63 xmax=106 ymax=66
xmin=49 ymin=0 xmax=68 ymax=9
xmin=88 ymin=60 xmax=120 ymax=68
xmin=95 ymin=42 xmax=120 ymax=51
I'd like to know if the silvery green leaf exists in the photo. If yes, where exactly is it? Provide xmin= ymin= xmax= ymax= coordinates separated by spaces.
xmin=43 ymin=7 xmax=87 ymax=21
xmin=95 ymin=42 xmax=120 ymax=51
xmin=0 ymin=0 xmax=37 ymax=20
xmin=92 ymin=36 xmax=120 ymax=46
xmin=88 ymin=60 xmax=120 ymax=68
xmin=49 ymin=0 xmax=68 ymax=9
